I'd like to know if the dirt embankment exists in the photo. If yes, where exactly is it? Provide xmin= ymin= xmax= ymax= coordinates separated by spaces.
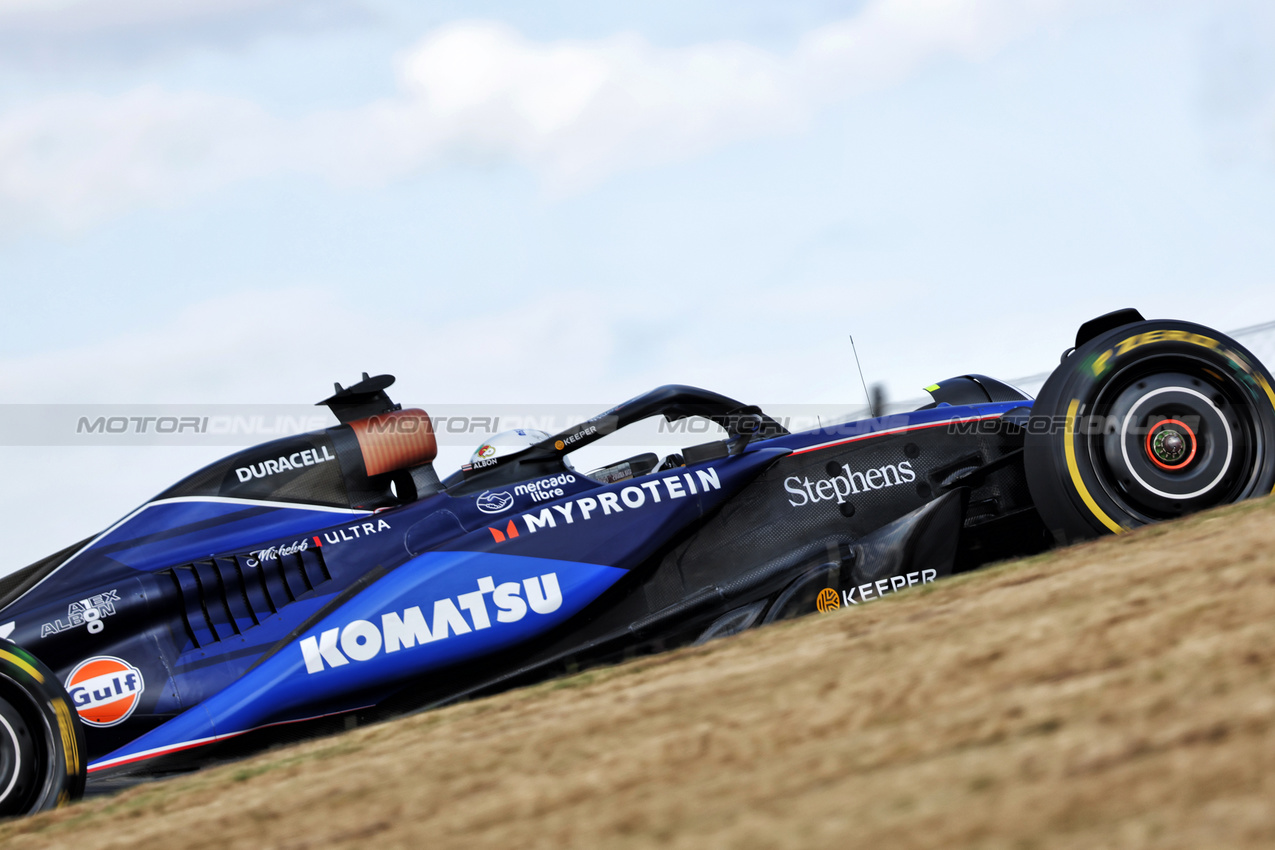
xmin=5 ymin=497 xmax=1275 ymax=849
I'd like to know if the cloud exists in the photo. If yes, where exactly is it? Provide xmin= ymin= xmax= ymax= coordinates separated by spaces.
xmin=0 ymin=0 xmax=1078 ymax=228
xmin=387 ymin=22 xmax=801 ymax=188
xmin=0 ymin=0 xmax=367 ymax=61
xmin=1 ymin=0 xmax=306 ymax=29
xmin=0 ymin=285 xmax=624 ymax=404
xmin=0 ymin=88 xmax=285 ymax=227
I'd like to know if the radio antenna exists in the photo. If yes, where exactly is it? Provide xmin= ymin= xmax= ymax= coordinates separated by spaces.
xmin=849 ymin=335 xmax=875 ymax=417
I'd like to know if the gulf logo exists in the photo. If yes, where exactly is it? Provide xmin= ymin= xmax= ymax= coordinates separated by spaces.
xmin=64 ymin=656 xmax=145 ymax=727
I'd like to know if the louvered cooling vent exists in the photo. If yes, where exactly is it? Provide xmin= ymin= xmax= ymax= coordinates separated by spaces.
xmin=160 ymin=546 xmax=333 ymax=648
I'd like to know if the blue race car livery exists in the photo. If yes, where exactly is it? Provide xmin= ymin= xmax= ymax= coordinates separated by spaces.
xmin=1 ymin=308 xmax=1273 ymax=815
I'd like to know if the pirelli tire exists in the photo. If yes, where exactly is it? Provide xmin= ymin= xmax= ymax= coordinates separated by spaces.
xmin=0 ymin=641 xmax=86 ymax=817
xmin=1024 ymin=319 xmax=1275 ymax=545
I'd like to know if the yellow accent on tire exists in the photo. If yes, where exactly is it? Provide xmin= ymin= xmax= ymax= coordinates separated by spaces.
xmin=1064 ymin=399 xmax=1125 ymax=534
xmin=53 ymin=698 xmax=80 ymax=775
xmin=0 ymin=649 xmax=45 ymax=684
xmin=1256 ymin=373 xmax=1275 ymax=410
xmin=1258 ymin=375 xmax=1275 ymax=495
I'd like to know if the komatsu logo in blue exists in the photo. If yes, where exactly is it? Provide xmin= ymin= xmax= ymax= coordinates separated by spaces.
xmin=299 ymin=573 xmax=563 ymax=674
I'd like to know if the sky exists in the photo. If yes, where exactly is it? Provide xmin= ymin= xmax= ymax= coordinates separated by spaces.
xmin=2 ymin=0 xmax=1275 ymax=569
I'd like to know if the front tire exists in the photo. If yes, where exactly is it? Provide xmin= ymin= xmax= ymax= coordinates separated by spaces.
xmin=0 ymin=642 xmax=86 ymax=816
xmin=1025 ymin=318 xmax=1275 ymax=544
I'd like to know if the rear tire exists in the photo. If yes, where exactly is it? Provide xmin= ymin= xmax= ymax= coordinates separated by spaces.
xmin=0 ymin=642 xmax=86 ymax=816
xmin=1025 ymin=319 xmax=1275 ymax=544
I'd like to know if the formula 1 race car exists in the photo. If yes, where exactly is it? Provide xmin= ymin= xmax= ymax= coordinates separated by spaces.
xmin=1 ymin=309 xmax=1272 ymax=815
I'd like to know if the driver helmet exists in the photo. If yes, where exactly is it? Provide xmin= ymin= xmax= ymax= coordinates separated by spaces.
xmin=470 ymin=428 xmax=551 ymax=465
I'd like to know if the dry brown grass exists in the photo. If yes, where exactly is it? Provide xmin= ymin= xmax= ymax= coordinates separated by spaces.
xmin=5 ymin=496 xmax=1275 ymax=849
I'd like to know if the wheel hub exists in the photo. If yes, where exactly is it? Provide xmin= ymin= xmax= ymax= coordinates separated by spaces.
xmin=1097 ymin=370 xmax=1248 ymax=518
xmin=1146 ymin=419 xmax=1196 ymax=470
xmin=1154 ymin=431 xmax=1184 ymax=461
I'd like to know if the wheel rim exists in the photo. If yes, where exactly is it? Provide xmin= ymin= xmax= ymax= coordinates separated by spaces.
xmin=1087 ymin=358 xmax=1266 ymax=521
xmin=0 ymin=711 xmax=22 ymax=806
xmin=0 ymin=695 xmax=36 ymax=814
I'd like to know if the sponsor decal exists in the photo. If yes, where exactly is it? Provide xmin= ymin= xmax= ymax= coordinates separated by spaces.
xmin=65 ymin=656 xmax=144 ymax=727
xmin=488 ymin=469 xmax=723 ymax=542
xmin=246 ymin=538 xmax=312 ymax=567
xmin=476 ymin=443 xmax=498 ymax=459
xmin=487 ymin=520 xmax=520 ymax=543
xmin=316 ymin=518 xmax=392 ymax=547
xmin=784 ymin=460 xmax=915 ymax=508
xmin=300 ymin=573 xmax=563 ymax=674
xmin=513 ymin=473 xmax=577 ymax=504
xmin=235 ymin=445 xmax=335 ymax=483
xmin=554 ymin=425 xmax=598 ymax=453
xmin=591 ymin=463 xmax=637 ymax=485
xmin=247 ymin=520 xmax=390 ymax=561
xmin=1091 ymin=330 xmax=1220 ymax=377
xmin=40 ymin=590 xmax=119 ymax=638
xmin=842 ymin=570 xmax=937 ymax=605
xmin=815 ymin=588 xmax=840 ymax=613
xmin=476 ymin=491 xmax=514 ymax=514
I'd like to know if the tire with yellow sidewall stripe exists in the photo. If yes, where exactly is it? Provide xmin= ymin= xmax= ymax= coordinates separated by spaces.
xmin=1025 ymin=319 xmax=1275 ymax=544
xmin=0 ymin=641 xmax=86 ymax=816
